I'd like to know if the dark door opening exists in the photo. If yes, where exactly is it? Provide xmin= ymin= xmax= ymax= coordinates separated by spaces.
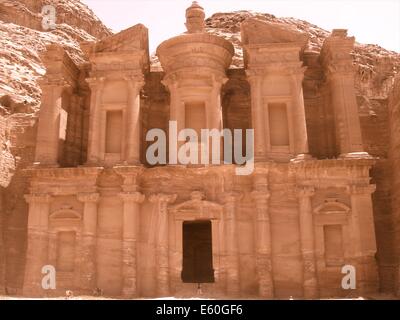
xmin=181 ymin=220 xmax=214 ymax=283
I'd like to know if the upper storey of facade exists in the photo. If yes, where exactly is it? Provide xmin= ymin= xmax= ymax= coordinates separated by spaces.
xmin=32 ymin=1 xmax=372 ymax=169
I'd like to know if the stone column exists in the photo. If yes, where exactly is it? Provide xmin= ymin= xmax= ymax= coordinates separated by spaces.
xmin=296 ymin=185 xmax=318 ymax=298
xmin=346 ymin=184 xmax=378 ymax=294
xmin=251 ymin=190 xmax=274 ymax=298
xmin=209 ymin=76 xmax=226 ymax=131
xmin=23 ymin=193 xmax=51 ymax=296
xmin=221 ymin=192 xmax=242 ymax=297
xmin=149 ymin=193 xmax=177 ymax=297
xmin=86 ymin=77 xmax=105 ymax=164
xmin=35 ymin=79 xmax=68 ymax=166
xmin=290 ymin=71 xmax=310 ymax=158
xmin=321 ymin=30 xmax=366 ymax=157
xmin=164 ymin=78 xmax=184 ymax=164
xmin=119 ymin=191 xmax=145 ymax=297
xmin=247 ymin=71 xmax=267 ymax=161
xmin=207 ymin=76 xmax=226 ymax=163
xmin=77 ymin=192 xmax=100 ymax=293
xmin=125 ymin=77 xmax=144 ymax=164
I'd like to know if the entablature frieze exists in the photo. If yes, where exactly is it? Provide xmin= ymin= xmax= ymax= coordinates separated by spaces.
xmin=162 ymin=67 xmax=227 ymax=87
xmin=88 ymin=67 xmax=145 ymax=81
xmin=246 ymin=63 xmax=306 ymax=77
xmin=23 ymin=166 xmax=103 ymax=179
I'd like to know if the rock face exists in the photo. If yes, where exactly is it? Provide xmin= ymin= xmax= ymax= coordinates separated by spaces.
xmin=1 ymin=1 xmax=400 ymax=297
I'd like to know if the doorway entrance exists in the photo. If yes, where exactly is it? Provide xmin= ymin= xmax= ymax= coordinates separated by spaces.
xmin=181 ymin=220 xmax=214 ymax=283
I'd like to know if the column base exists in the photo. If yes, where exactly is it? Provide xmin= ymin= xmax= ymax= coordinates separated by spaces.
xmin=290 ymin=153 xmax=314 ymax=163
xmin=338 ymin=152 xmax=374 ymax=160
xmin=121 ymin=290 xmax=138 ymax=299
xmin=303 ymin=281 xmax=319 ymax=299
xmin=22 ymin=285 xmax=45 ymax=298
xmin=32 ymin=162 xmax=60 ymax=168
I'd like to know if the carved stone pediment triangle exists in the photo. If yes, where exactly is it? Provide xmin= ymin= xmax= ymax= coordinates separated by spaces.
xmin=94 ymin=24 xmax=149 ymax=53
xmin=169 ymin=191 xmax=223 ymax=219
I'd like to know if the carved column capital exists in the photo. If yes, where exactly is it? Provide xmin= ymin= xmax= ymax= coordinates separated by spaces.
xmin=346 ymin=184 xmax=376 ymax=195
xmin=246 ymin=69 xmax=265 ymax=79
xmin=77 ymin=192 xmax=100 ymax=203
xmin=24 ymin=193 xmax=52 ymax=204
xmin=251 ymin=190 xmax=270 ymax=202
xmin=124 ymin=74 xmax=145 ymax=93
xmin=296 ymin=186 xmax=315 ymax=198
xmin=149 ymin=193 xmax=177 ymax=205
xmin=85 ymin=76 xmax=106 ymax=90
xmin=119 ymin=192 xmax=145 ymax=203
xmin=38 ymin=77 xmax=70 ymax=90
xmin=220 ymin=191 xmax=243 ymax=205
xmin=161 ymin=74 xmax=179 ymax=90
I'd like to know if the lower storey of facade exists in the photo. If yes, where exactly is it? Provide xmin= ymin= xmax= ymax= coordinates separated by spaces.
xmin=22 ymin=159 xmax=378 ymax=298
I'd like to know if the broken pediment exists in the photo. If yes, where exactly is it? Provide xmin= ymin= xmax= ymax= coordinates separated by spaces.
xmin=82 ymin=23 xmax=150 ymax=73
xmin=170 ymin=191 xmax=223 ymax=219
xmin=241 ymin=17 xmax=309 ymax=46
xmin=94 ymin=24 xmax=149 ymax=54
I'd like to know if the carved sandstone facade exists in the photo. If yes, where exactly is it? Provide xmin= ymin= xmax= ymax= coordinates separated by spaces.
xmin=23 ymin=2 xmax=378 ymax=298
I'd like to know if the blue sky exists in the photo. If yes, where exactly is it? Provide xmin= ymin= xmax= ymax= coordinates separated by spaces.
xmin=82 ymin=0 xmax=400 ymax=53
